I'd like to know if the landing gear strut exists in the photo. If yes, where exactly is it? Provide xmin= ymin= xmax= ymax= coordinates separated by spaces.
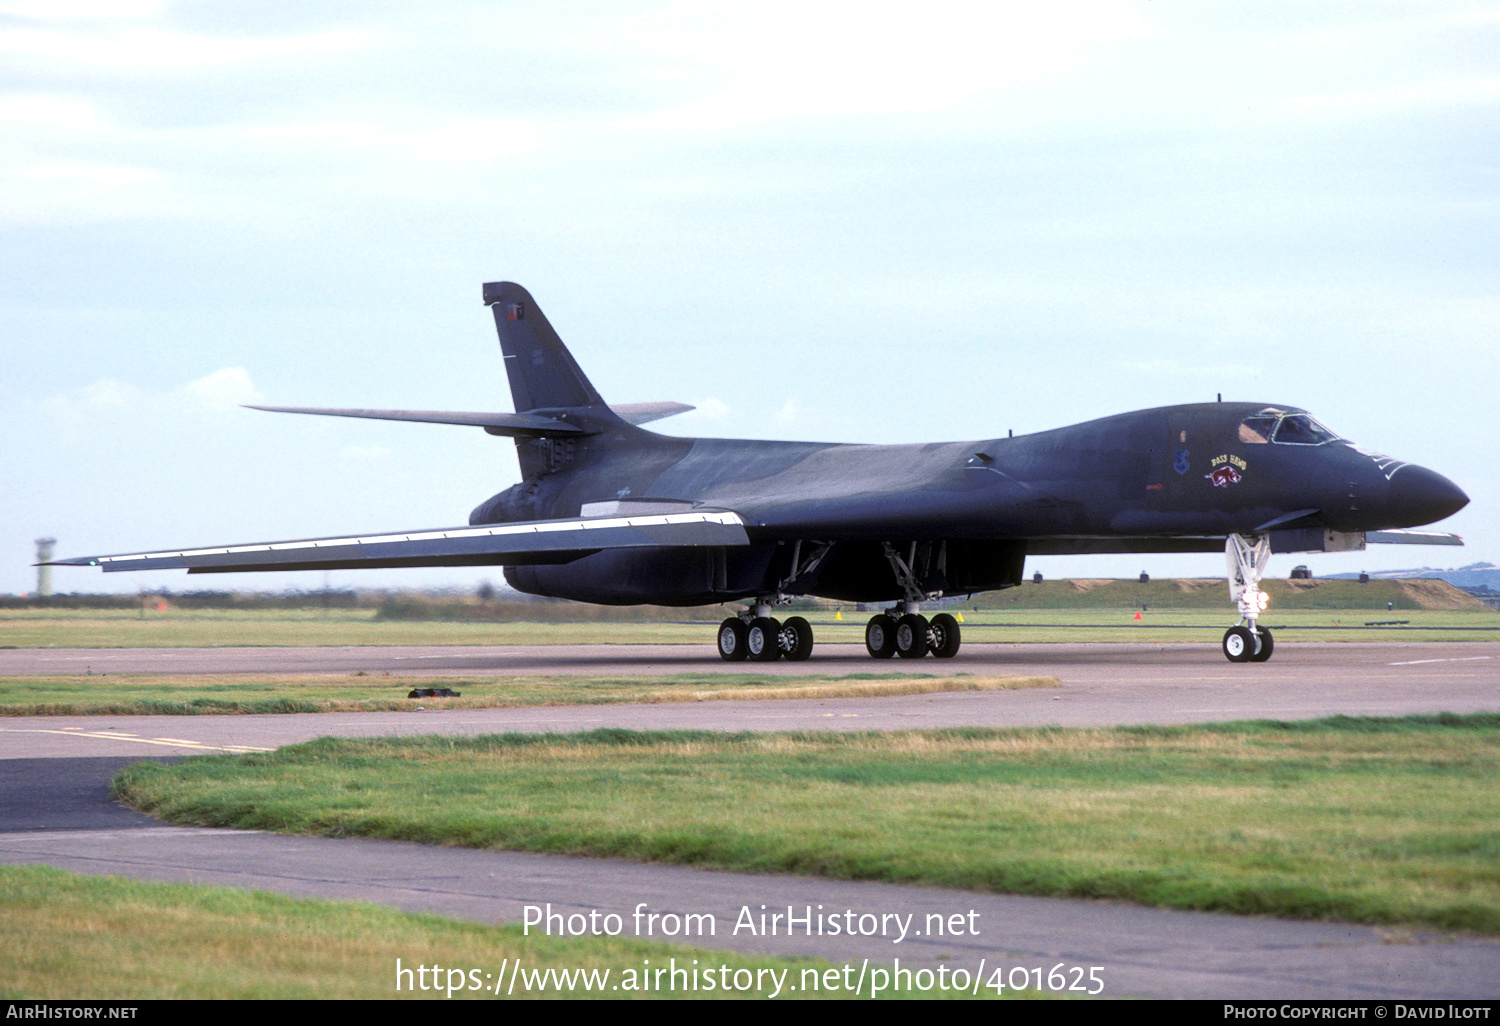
xmin=1223 ymin=533 xmax=1274 ymax=663
xmin=863 ymin=542 xmax=961 ymax=660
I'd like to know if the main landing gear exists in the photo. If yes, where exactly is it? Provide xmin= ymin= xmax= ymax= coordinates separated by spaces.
xmin=717 ymin=542 xmax=831 ymax=662
xmin=864 ymin=605 xmax=961 ymax=660
xmin=714 ymin=602 xmax=962 ymax=662
xmin=717 ymin=603 xmax=814 ymax=662
xmin=1222 ymin=533 xmax=1274 ymax=663
xmin=864 ymin=542 xmax=962 ymax=660
xmin=715 ymin=539 xmax=966 ymax=662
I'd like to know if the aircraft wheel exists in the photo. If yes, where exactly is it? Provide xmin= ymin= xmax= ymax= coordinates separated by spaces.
xmin=865 ymin=615 xmax=897 ymax=659
xmin=929 ymin=613 xmax=961 ymax=658
xmin=747 ymin=617 xmax=782 ymax=661
xmin=1249 ymin=626 xmax=1274 ymax=662
xmin=779 ymin=616 xmax=814 ymax=662
xmin=895 ymin=613 xmax=929 ymax=658
xmin=1222 ymin=626 xmax=1255 ymax=663
xmin=717 ymin=617 xmax=748 ymax=661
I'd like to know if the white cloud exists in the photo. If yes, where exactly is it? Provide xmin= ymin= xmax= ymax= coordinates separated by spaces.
xmin=177 ymin=367 xmax=263 ymax=413
xmin=0 ymin=95 xmax=104 ymax=127
xmin=681 ymin=397 xmax=731 ymax=421
xmin=0 ymin=0 xmax=162 ymax=18
xmin=229 ymin=115 xmax=549 ymax=164
xmin=615 ymin=0 xmax=1150 ymax=132
xmin=41 ymin=377 xmax=141 ymax=421
xmin=40 ymin=368 xmax=264 ymax=424
xmin=0 ymin=24 xmax=374 ymax=72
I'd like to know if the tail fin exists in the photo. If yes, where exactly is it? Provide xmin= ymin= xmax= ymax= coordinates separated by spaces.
xmin=483 ymin=281 xmax=604 ymax=412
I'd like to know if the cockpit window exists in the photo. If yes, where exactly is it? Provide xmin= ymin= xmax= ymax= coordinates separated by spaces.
xmin=1272 ymin=414 xmax=1339 ymax=445
xmin=1238 ymin=415 xmax=1277 ymax=444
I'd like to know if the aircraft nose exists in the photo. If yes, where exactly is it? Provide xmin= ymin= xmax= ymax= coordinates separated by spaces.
xmin=1385 ymin=464 xmax=1469 ymax=527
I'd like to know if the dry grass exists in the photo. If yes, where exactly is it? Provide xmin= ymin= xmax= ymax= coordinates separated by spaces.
xmin=0 ymin=866 xmax=863 ymax=1000
xmin=0 ymin=671 xmax=1056 ymax=716
xmin=641 ymin=675 xmax=1055 ymax=704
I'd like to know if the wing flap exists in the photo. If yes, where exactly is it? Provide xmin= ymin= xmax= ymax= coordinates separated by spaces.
xmin=47 ymin=511 xmax=750 ymax=574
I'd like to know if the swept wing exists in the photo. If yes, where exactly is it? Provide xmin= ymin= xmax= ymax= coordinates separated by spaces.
xmin=47 ymin=511 xmax=748 ymax=574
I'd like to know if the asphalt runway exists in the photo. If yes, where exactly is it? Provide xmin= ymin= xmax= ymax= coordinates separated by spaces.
xmin=3 ymin=640 xmax=1498 ymax=999
xmin=7 ymin=637 xmax=1498 ymax=683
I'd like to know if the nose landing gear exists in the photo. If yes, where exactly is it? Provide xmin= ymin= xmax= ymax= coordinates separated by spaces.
xmin=1223 ymin=534 xmax=1274 ymax=663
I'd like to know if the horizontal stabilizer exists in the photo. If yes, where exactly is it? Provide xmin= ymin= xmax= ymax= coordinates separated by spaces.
xmin=609 ymin=401 xmax=696 ymax=425
xmin=245 ymin=405 xmax=585 ymax=437
xmin=1367 ymin=529 xmax=1465 ymax=546
xmin=46 ymin=511 xmax=750 ymax=574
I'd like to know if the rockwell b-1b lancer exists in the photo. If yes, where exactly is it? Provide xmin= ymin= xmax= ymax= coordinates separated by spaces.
xmin=50 ymin=282 xmax=1470 ymax=663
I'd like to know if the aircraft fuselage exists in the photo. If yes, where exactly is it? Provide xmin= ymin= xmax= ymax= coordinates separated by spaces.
xmin=480 ymin=401 xmax=1467 ymax=606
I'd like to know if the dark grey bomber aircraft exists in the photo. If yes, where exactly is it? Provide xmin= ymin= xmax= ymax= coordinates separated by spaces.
xmin=51 ymin=282 xmax=1470 ymax=663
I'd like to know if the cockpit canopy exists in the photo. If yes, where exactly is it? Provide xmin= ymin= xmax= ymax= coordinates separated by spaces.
xmin=1238 ymin=408 xmax=1341 ymax=446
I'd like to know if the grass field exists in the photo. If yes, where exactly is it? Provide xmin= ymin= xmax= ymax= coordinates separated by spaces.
xmin=2 ymin=865 xmax=924 ymax=1000
xmin=11 ymin=583 xmax=1494 ymax=998
xmin=2 ymin=604 xmax=1494 ymax=649
xmin=113 ymin=714 xmax=1500 ymax=935
xmin=0 ymin=671 xmax=1056 ymax=716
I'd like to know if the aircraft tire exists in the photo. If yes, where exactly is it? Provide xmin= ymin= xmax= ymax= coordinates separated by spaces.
xmin=1222 ymin=626 xmax=1255 ymax=663
xmin=747 ymin=617 xmax=782 ymax=661
xmin=929 ymin=613 xmax=961 ymax=658
xmin=779 ymin=616 xmax=814 ymax=661
xmin=1249 ymin=626 xmax=1274 ymax=662
xmin=865 ymin=615 xmax=897 ymax=659
xmin=717 ymin=617 xmax=748 ymax=662
xmin=895 ymin=614 xmax=929 ymax=658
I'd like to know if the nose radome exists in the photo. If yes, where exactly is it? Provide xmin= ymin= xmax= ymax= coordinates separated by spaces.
xmin=1385 ymin=464 xmax=1469 ymax=528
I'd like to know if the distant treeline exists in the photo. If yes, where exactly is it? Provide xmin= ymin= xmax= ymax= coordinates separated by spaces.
xmin=0 ymin=590 xmax=360 ymax=611
xmin=4 ymin=578 xmax=1490 ymax=615
xmin=979 ymin=577 xmax=1488 ymax=612
xmin=374 ymin=595 xmax=751 ymax=622
xmin=0 ymin=588 xmax=750 ymax=621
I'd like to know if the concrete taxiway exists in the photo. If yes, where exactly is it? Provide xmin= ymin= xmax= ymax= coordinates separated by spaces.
xmin=3 ymin=640 xmax=1497 ymax=999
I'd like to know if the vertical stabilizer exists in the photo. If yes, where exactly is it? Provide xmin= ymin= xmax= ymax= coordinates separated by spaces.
xmin=483 ymin=281 xmax=605 ymax=412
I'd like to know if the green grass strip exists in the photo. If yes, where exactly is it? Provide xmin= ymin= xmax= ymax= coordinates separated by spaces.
xmin=4 ymin=865 xmax=952 ymax=1000
xmin=114 ymin=714 xmax=1500 ymax=934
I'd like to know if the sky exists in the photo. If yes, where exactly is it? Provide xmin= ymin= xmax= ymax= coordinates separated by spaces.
xmin=4 ymin=0 xmax=1496 ymax=598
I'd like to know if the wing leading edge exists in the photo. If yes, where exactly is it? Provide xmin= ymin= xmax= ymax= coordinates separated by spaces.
xmin=46 ymin=511 xmax=749 ymax=574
